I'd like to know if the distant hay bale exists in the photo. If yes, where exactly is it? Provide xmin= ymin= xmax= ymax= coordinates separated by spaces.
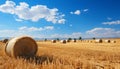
xmin=60 ymin=40 xmax=66 ymax=44
xmin=88 ymin=40 xmax=90 ymax=43
xmin=87 ymin=40 xmax=89 ymax=42
xmin=66 ymin=39 xmax=70 ymax=42
xmin=5 ymin=36 xmax=38 ymax=58
xmin=72 ymin=39 xmax=77 ymax=42
xmin=104 ymin=40 xmax=111 ymax=43
xmin=51 ymin=40 xmax=56 ymax=43
xmin=95 ymin=39 xmax=102 ymax=43
xmin=3 ymin=39 xmax=8 ymax=43
xmin=90 ymin=41 xmax=93 ymax=43
xmin=111 ymin=40 xmax=116 ymax=43
xmin=80 ymin=40 xmax=83 ymax=42
xmin=79 ymin=40 xmax=82 ymax=42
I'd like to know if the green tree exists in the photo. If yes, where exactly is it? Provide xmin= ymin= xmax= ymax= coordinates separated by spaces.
xmin=93 ymin=37 xmax=96 ymax=40
xmin=68 ymin=38 xmax=72 ymax=41
xmin=74 ymin=38 xmax=76 ymax=40
xmin=79 ymin=37 xmax=82 ymax=40
xmin=73 ymin=38 xmax=77 ymax=42
xmin=44 ymin=38 xmax=47 ymax=41
xmin=56 ymin=38 xmax=59 ymax=41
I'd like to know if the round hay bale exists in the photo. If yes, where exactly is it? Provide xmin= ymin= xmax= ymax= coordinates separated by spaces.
xmin=60 ymin=40 xmax=66 ymax=44
xmin=3 ymin=39 xmax=8 ymax=43
xmin=72 ymin=39 xmax=76 ymax=42
xmin=51 ymin=40 xmax=56 ymax=43
xmin=95 ymin=39 xmax=102 ymax=43
xmin=111 ymin=40 xmax=116 ymax=43
xmin=5 ymin=36 xmax=38 ymax=58
xmin=104 ymin=40 xmax=110 ymax=43
xmin=66 ymin=39 xmax=70 ymax=42
xmin=90 ymin=41 xmax=92 ymax=43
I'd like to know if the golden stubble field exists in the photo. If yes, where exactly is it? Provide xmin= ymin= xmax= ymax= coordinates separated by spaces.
xmin=0 ymin=38 xmax=120 ymax=69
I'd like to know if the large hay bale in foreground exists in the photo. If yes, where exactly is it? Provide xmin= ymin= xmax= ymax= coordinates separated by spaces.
xmin=5 ymin=36 xmax=38 ymax=58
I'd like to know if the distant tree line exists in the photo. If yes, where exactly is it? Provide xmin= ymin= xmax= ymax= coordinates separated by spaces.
xmin=44 ymin=36 xmax=96 ymax=41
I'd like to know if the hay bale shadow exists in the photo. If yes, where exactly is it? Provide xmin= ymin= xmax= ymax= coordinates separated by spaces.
xmin=19 ymin=55 xmax=54 ymax=64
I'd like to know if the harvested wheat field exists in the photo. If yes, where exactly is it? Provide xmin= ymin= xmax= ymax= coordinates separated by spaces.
xmin=0 ymin=38 xmax=120 ymax=69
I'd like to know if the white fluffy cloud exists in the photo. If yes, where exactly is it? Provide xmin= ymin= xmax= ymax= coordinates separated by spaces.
xmin=0 ymin=27 xmax=119 ymax=38
xmin=70 ymin=10 xmax=81 ymax=15
xmin=74 ymin=10 xmax=80 ymax=15
xmin=0 ymin=26 xmax=54 ymax=37
xmin=86 ymin=28 xmax=120 ymax=38
xmin=83 ymin=9 xmax=88 ymax=12
xmin=51 ymin=32 xmax=82 ymax=38
xmin=19 ymin=26 xmax=54 ymax=31
xmin=0 ymin=29 xmax=81 ymax=38
xmin=0 ymin=1 xmax=65 ymax=24
xmin=102 ymin=20 xmax=120 ymax=25
xmin=0 ymin=1 xmax=15 ymax=14
xmin=15 ymin=18 xmax=23 ymax=22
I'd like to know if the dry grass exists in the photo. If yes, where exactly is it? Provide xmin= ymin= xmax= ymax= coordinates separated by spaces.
xmin=0 ymin=39 xmax=120 ymax=69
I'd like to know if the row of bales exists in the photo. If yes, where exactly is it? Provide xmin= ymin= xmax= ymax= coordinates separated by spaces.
xmin=77 ymin=39 xmax=116 ymax=43
xmin=95 ymin=39 xmax=116 ymax=43
xmin=49 ymin=38 xmax=117 ymax=44
xmin=0 ymin=36 xmax=118 ymax=59
xmin=51 ymin=39 xmax=77 ymax=44
xmin=0 ymin=36 xmax=118 ymax=58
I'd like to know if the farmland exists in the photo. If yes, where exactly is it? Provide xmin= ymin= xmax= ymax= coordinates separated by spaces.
xmin=0 ymin=38 xmax=120 ymax=69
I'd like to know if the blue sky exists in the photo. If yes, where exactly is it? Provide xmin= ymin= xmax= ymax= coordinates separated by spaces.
xmin=0 ymin=0 xmax=120 ymax=38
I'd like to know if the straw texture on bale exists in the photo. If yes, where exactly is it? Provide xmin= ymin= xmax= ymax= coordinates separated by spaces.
xmin=5 ymin=36 xmax=38 ymax=58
